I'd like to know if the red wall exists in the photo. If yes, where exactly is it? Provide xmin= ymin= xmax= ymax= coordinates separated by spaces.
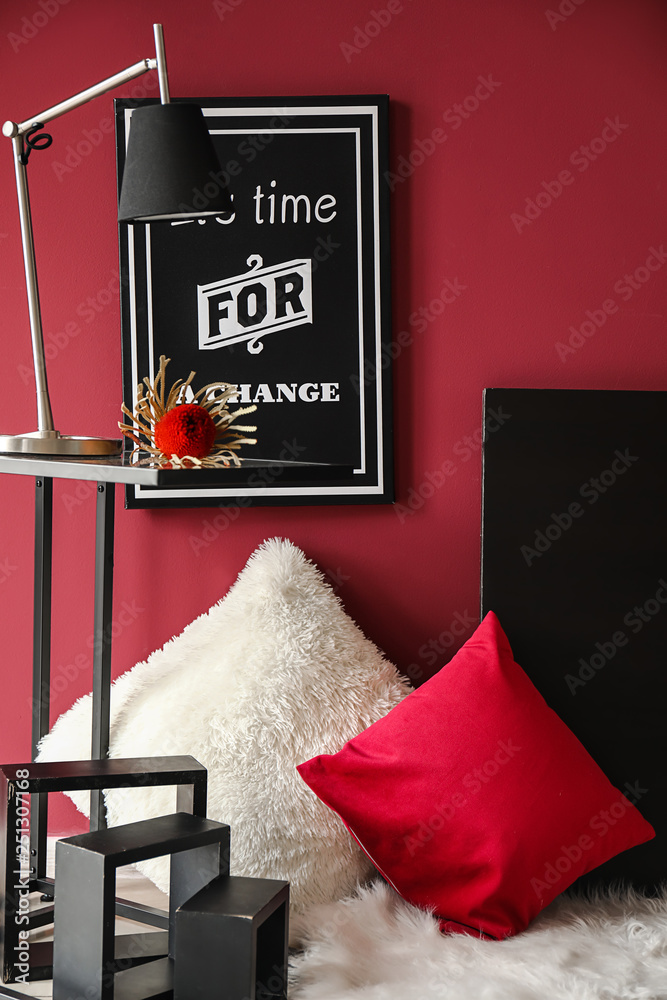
xmin=1 ymin=0 xmax=665 ymax=832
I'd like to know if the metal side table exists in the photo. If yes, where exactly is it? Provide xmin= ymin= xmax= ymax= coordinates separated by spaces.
xmin=0 ymin=452 xmax=347 ymax=997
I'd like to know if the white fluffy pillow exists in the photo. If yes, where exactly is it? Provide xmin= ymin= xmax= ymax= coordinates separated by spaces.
xmin=38 ymin=537 xmax=412 ymax=928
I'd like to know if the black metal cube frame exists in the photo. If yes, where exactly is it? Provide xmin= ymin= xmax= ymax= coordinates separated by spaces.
xmin=0 ymin=756 xmax=206 ymax=984
xmin=52 ymin=812 xmax=230 ymax=1000
xmin=174 ymin=874 xmax=289 ymax=1000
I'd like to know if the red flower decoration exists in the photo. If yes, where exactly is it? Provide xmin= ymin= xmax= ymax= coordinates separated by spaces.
xmin=154 ymin=403 xmax=217 ymax=460
xmin=119 ymin=355 xmax=257 ymax=468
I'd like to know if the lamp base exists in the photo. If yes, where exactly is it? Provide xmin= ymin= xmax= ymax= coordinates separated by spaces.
xmin=0 ymin=430 xmax=122 ymax=457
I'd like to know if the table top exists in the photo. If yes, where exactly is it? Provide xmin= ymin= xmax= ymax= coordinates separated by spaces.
xmin=0 ymin=453 xmax=354 ymax=486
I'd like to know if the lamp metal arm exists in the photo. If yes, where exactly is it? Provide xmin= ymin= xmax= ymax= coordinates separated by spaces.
xmin=2 ymin=58 xmax=158 ymax=139
xmin=153 ymin=24 xmax=170 ymax=105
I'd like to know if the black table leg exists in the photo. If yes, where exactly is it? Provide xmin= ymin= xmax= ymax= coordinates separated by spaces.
xmin=90 ymin=481 xmax=115 ymax=830
xmin=31 ymin=477 xmax=52 ymax=881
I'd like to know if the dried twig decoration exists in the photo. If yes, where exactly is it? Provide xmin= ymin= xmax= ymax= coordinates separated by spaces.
xmin=119 ymin=355 xmax=257 ymax=468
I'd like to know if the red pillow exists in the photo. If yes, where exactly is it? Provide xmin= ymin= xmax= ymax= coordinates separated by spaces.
xmin=297 ymin=611 xmax=654 ymax=939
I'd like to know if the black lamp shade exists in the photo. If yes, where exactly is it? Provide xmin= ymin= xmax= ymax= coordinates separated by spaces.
xmin=118 ymin=103 xmax=232 ymax=223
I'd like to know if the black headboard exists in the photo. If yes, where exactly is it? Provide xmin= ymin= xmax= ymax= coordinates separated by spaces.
xmin=481 ymin=388 xmax=667 ymax=890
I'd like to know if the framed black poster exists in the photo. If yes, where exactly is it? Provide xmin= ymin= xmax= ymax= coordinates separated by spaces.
xmin=115 ymin=95 xmax=393 ymax=508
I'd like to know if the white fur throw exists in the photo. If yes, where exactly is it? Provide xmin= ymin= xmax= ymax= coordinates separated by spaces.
xmin=37 ymin=538 xmax=412 ymax=928
xmin=290 ymin=882 xmax=667 ymax=999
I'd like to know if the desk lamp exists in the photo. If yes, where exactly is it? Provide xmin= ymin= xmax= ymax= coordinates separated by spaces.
xmin=0 ymin=23 xmax=231 ymax=456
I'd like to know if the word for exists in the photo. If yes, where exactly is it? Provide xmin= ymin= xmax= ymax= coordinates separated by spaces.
xmin=8 ymin=0 xmax=70 ymax=53
xmin=189 ymin=439 xmax=307 ymax=555
xmin=520 ymin=449 xmax=638 ymax=566
xmin=384 ymin=76 xmax=501 ymax=191
xmin=511 ymin=117 xmax=628 ymax=234
xmin=530 ymin=790 xmax=644 ymax=898
xmin=556 ymin=245 xmax=667 ymax=361
xmin=545 ymin=0 xmax=587 ymax=31
xmin=404 ymin=739 xmax=521 ymax=857
xmin=199 ymin=256 xmax=312 ymax=353
xmin=340 ymin=0 xmax=410 ymax=63
xmin=394 ymin=406 xmax=511 ymax=524
xmin=210 ymin=271 xmax=306 ymax=335
xmin=565 ymin=580 xmax=667 ymax=694
xmin=350 ymin=277 xmax=469 ymax=396
xmin=229 ymin=382 xmax=340 ymax=404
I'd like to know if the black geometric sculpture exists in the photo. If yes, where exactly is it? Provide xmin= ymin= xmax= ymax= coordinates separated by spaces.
xmin=2 ymin=757 xmax=290 ymax=999
xmin=52 ymin=812 xmax=230 ymax=1000
xmin=0 ymin=756 xmax=207 ymax=984
xmin=174 ymin=874 xmax=289 ymax=1000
